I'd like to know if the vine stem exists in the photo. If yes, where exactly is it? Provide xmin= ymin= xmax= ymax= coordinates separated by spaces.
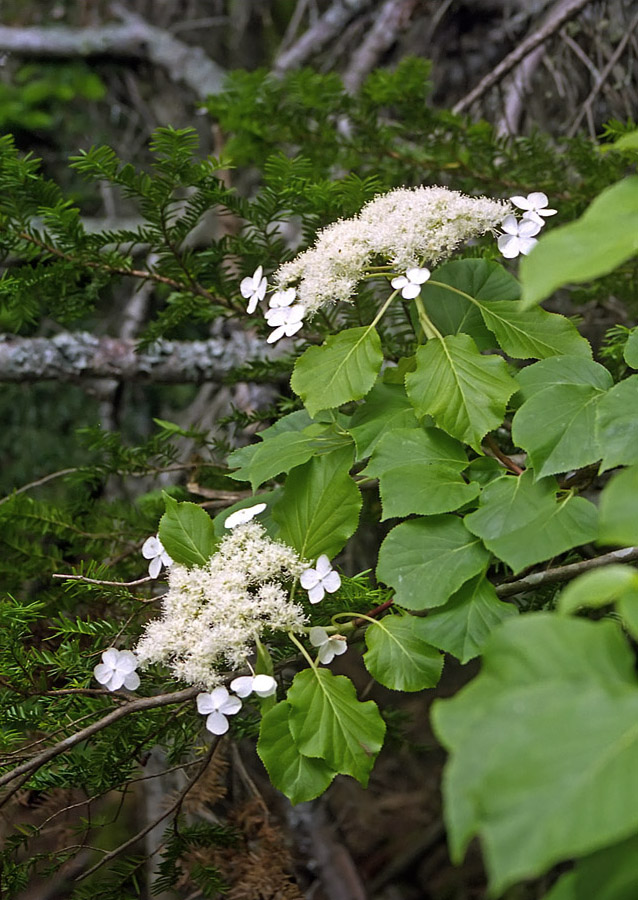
xmin=485 ymin=434 xmax=525 ymax=475
xmin=413 ymin=294 xmax=443 ymax=341
xmin=287 ymin=630 xmax=317 ymax=669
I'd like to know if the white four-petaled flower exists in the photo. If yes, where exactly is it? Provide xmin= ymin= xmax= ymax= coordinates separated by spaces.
xmin=264 ymin=302 xmax=305 ymax=343
xmin=230 ymin=674 xmax=277 ymax=698
xmin=224 ymin=502 xmax=267 ymax=529
xmin=300 ymin=555 xmax=341 ymax=604
xmin=142 ymin=534 xmax=173 ymax=579
xmin=240 ymin=266 xmax=267 ymax=314
xmin=510 ymin=192 xmax=557 ymax=227
xmin=197 ymin=687 xmax=242 ymax=735
xmin=309 ymin=627 xmax=348 ymax=665
xmin=497 ymin=215 xmax=541 ymax=259
xmin=390 ymin=267 xmax=431 ymax=299
xmin=94 ymin=648 xmax=140 ymax=691
xmin=268 ymin=288 xmax=297 ymax=309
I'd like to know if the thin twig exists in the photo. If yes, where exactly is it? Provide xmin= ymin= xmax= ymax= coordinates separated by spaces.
xmin=52 ymin=573 xmax=155 ymax=587
xmin=453 ymin=0 xmax=595 ymax=115
xmin=0 ymin=467 xmax=77 ymax=506
xmin=496 ymin=546 xmax=638 ymax=598
xmin=484 ymin=434 xmax=525 ymax=475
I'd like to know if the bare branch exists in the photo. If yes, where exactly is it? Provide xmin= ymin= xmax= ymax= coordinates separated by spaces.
xmin=52 ymin=573 xmax=155 ymax=588
xmin=453 ymin=0 xmax=596 ymax=115
xmin=342 ymin=0 xmax=416 ymax=93
xmin=0 ymin=332 xmax=273 ymax=384
xmin=274 ymin=0 xmax=374 ymax=73
xmin=496 ymin=546 xmax=638 ymax=599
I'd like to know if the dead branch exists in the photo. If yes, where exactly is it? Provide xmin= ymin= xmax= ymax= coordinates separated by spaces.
xmin=453 ymin=0 xmax=596 ymax=115
xmin=274 ymin=0 xmax=374 ymax=73
xmin=343 ymin=0 xmax=416 ymax=93
xmin=495 ymin=546 xmax=638 ymax=598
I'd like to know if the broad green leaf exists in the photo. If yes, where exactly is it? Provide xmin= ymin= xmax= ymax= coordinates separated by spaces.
xmin=544 ymin=834 xmax=638 ymax=900
xmin=376 ymin=515 xmax=490 ymax=610
xmin=511 ymin=384 xmax=605 ymax=478
xmin=348 ymin=382 xmax=418 ymax=460
xmin=291 ymin=325 xmax=383 ymax=417
xmin=520 ymin=177 xmax=638 ymax=307
xmin=514 ymin=355 xmax=612 ymax=401
xmin=362 ymin=427 xmax=476 ymax=518
xmin=465 ymin=471 xmax=598 ymax=572
xmin=257 ymin=702 xmax=336 ymax=804
xmin=422 ymin=258 xmax=505 ymax=350
xmin=225 ymin=410 xmax=315 ymax=473
xmin=597 ymin=376 xmax=638 ymax=472
xmin=477 ymin=300 xmax=590 ymax=360
xmin=287 ymin=667 xmax=386 ymax=786
xmin=420 ymin=575 xmax=517 ymax=663
xmin=158 ymin=493 xmax=217 ymax=567
xmin=432 ymin=614 xmax=638 ymax=894
xmin=558 ymin=565 xmax=638 ymax=616
xmin=623 ymin=328 xmax=638 ymax=368
xmin=599 ymin=466 xmax=638 ymax=546
xmin=272 ymin=446 xmax=361 ymax=559
xmin=405 ymin=334 xmax=517 ymax=450
xmin=363 ymin=614 xmax=443 ymax=691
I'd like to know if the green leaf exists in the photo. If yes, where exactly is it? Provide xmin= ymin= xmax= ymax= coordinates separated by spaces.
xmin=363 ymin=614 xmax=443 ymax=691
xmin=287 ymin=667 xmax=386 ymax=786
xmin=623 ymin=328 xmax=638 ymax=368
xmin=544 ymin=834 xmax=638 ymax=900
xmin=557 ymin=565 xmax=638 ymax=616
xmin=405 ymin=334 xmax=517 ymax=450
xmin=158 ymin=493 xmax=217 ymax=567
xmin=348 ymin=381 xmax=418 ymax=460
xmin=515 ymin=355 xmax=613 ymax=401
xmin=257 ymin=702 xmax=336 ymax=804
xmin=432 ymin=614 xmax=638 ymax=894
xmin=422 ymin=258 xmax=505 ymax=350
xmin=512 ymin=384 xmax=605 ymax=478
xmin=477 ymin=301 xmax=590 ymax=360
xmin=376 ymin=515 xmax=490 ymax=610
xmin=361 ymin=427 xmax=477 ymax=519
xmin=291 ymin=325 xmax=383 ymax=417
xmin=272 ymin=446 xmax=361 ymax=559
xmin=420 ymin=575 xmax=518 ymax=663
xmin=465 ymin=471 xmax=598 ymax=573
xmin=597 ymin=376 xmax=638 ymax=472
xmin=520 ymin=177 xmax=638 ymax=307
xmin=599 ymin=466 xmax=638 ymax=546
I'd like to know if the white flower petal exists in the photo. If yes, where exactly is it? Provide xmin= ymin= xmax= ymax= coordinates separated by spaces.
xmin=538 ymin=207 xmax=557 ymax=217
xmin=108 ymin=669 xmax=127 ymax=691
xmin=406 ymin=267 xmax=430 ymax=284
xmin=269 ymin=288 xmax=295 ymax=308
xmin=240 ymin=277 xmax=254 ymax=299
xmin=230 ymin=676 xmax=254 ymax=698
xmin=205 ymin=711 xmax=229 ymax=735
xmin=123 ymin=671 xmax=140 ymax=691
xmin=267 ymin=325 xmax=286 ymax=344
xmin=94 ymin=663 xmax=113 ymax=685
xmin=518 ymin=237 xmax=538 ymax=256
xmin=253 ymin=265 xmax=263 ymax=283
xmin=246 ymin=294 xmax=259 ymax=314
xmin=501 ymin=215 xmax=520 ymax=235
xmin=309 ymin=626 xmax=329 ymax=648
xmin=252 ymin=674 xmax=277 ymax=697
xmin=315 ymin=555 xmax=332 ymax=578
xmin=317 ymin=644 xmax=335 ymax=665
xmin=498 ymin=234 xmax=520 ymax=258
xmin=284 ymin=320 xmax=303 ymax=337
xmin=322 ymin=571 xmax=341 ymax=593
xmin=510 ymin=195 xmax=532 ymax=210
xmin=161 ymin=550 xmax=173 ymax=567
xmin=197 ymin=692 xmax=216 ymax=714
xmin=521 ymin=210 xmax=545 ymax=227
xmin=115 ymin=651 xmax=137 ymax=674
xmin=102 ymin=648 xmax=120 ymax=667
xmin=527 ymin=192 xmax=548 ymax=208
xmin=329 ymin=637 xmax=348 ymax=657
xmin=148 ymin=555 xmax=163 ymax=579
xmin=220 ymin=695 xmax=242 ymax=716
xmin=300 ymin=568 xmax=320 ymax=590
xmin=142 ymin=536 xmax=160 ymax=559
xmin=256 ymin=278 xmax=267 ymax=302
xmin=401 ymin=283 xmax=422 ymax=300
xmin=308 ymin=583 xmax=325 ymax=604
xmin=287 ymin=305 xmax=305 ymax=324
xmin=518 ymin=218 xmax=541 ymax=238
xmin=391 ymin=275 xmax=408 ymax=289
xmin=224 ymin=503 xmax=266 ymax=530
xmin=209 ymin=686 xmax=231 ymax=710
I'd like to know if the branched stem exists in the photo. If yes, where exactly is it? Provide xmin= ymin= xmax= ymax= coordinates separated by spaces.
xmin=496 ymin=546 xmax=638 ymax=598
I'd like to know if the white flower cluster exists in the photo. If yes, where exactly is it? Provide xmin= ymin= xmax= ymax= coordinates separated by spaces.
xmin=271 ymin=187 xmax=509 ymax=315
xmin=498 ymin=192 xmax=557 ymax=259
xmin=134 ymin=522 xmax=307 ymax=689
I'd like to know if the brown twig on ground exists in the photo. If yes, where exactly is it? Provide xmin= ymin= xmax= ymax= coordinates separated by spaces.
xmin=453 ymin=0 xmax=596 ymax=115
xmin=496 ymin=546 xmax=638 ymax=598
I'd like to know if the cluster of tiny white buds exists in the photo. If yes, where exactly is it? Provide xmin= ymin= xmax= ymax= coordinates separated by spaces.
xmin=223 ymin=501 xmax=267 ymax=530
xmin=309 ymin=627 xmax=348 ymax=665
xmin=94 ymin=648 xmax=140 ymax=691
xmin=142 ymin=534 xmax=172 ymax=579
xmin=240 ymin=266 xmax=267 ymax=314
xmin=499 ymin=192 xmax=557 ymax=259
xmin=300 ymin=555 xmax=341 ymax=604
xmin=390 ymin=267 xmax=431 ymax=299
xmin=265 ymin=289 xmax=305 ymax=343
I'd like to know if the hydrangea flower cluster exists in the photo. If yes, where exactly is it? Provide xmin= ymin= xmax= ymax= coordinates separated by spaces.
xmin=134 ymin=521 xmax=307 ymax=689
xmin=498 ymin=192 xmax=557 ymax=259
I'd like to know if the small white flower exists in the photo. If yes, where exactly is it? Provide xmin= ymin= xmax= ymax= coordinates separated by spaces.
xmin=94 ymin=648 xmax=140 ymax=691
xmin=300 ymin=555 xmax=341 ymax=604
xmin=498 ymin=215 xmax=541 ymax=259
xmin=240 ymin=266 xmax=267 ymax=314
xmin=391 ymin=267 xmax=431 ymax=300
xmin=197 ymin=687 xmax=242 ymax=735
xmin=224 ymin=502 xmax=267 ymax=530
xmin=230 ymin=674 xmax=277 ymax=698
xmin=142 ymin=534 xmax=173 ymax=579
xmin=510 ymin=192 xmax=557 ymax=227
xmin=264 ymin=303 xmax=305 ymax=343
xmin=309 ymin=627 xmax=348 ymax=665
xmin=268 ymin=288 xmax=296 ymax=309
